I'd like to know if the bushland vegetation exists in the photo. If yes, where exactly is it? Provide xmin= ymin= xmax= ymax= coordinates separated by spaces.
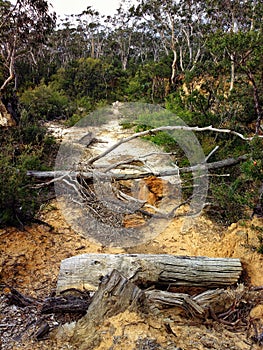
xmin=0 ymin=0 xmax=262 ymax=226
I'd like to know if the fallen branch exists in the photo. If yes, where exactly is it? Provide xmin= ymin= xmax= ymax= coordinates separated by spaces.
xmin=86 ymin=125 xmax=260 ymax=165
xmin=41 ymin=294 xmax=91 ymax=314
xmin=27 ymin=154 xmax=249 ymax=181
xmin=4 ymin=287 xmax=40 ymax=307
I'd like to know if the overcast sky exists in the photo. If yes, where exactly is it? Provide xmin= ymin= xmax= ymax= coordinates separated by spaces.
xmin=49 ymin=0 xmax=122 ymax=17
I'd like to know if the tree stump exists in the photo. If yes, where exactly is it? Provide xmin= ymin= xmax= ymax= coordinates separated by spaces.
xmin=54 ymin=268 xmax=242 ymax=349
xmin=55 ymin=269 xmax=145 ymax=350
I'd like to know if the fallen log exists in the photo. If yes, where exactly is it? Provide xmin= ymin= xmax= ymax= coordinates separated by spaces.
xmin=27 ymin=154 xmax=248 ymax=181
xmin=56 ymin=253 xmax=242 ymax=294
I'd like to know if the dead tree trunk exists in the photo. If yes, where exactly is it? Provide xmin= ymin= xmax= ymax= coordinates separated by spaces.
xmin=56 ymin=254 xmax=242 ymax=294
xmin=55 ymin=269 xmax=145 ymax=350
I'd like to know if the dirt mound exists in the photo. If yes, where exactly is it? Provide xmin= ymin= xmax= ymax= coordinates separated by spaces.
xmin=0 ymin=200 xmax=262 ymax=349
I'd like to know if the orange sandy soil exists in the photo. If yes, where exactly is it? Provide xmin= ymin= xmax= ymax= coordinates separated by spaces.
xmin=0 ymin=201 xmax=263 ymax=350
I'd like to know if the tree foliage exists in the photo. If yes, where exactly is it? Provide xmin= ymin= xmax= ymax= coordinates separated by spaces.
xmin=0 ymin=0 xmax=56 ymax=92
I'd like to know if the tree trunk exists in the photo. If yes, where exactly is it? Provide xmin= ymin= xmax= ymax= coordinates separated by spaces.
xmin=171 ymin=49 xmax=177 ymax=84
xmin=247 ymin=70 xmax=262 ymax=134
xmin=0 ymin=98 xmax=16 ymax=127
xmin=145 ymin=288 xmax=236 ymax=316
xmin=55 ymin=269 xmax=145 ymax=350
xmin=229 ymin=53 xmax=235 ymax=92
xmin=56 ymin=254 xmax=242 ymax=294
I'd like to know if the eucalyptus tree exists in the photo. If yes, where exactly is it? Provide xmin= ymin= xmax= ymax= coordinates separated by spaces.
xmin=204 ymin=0 xmax=262 ymax=92
xmin=203 ymin=0 xmax=263 ymax=133
xmin=130 ymin=0 xmax=207 ymax=84
xmin=0 ymin=0 xmax=56 ymax=125
xmin=130 ymin=20 xmax=167 ymax=65
xmin=74 ymin=6 xmax=105 ymax=59
xmin=46 ymin=19 xmax=88 ymax=68
xmin=56 ymin=20 xmax=83 ymax=63
xmin=104 ymin=4 xmax=135 ymax=71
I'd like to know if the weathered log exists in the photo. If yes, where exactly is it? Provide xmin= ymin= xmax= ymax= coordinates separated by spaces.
xmin=56 ymin=254 xmax=242 ymax=294
xmin=77 ymin=131 xmax=95 ymax=146
xmin=27 ymin=154 xmax=248 ymax=180
xmin=145 ymin=289 xmax=205 ymax=316
xmin=34 ymin=322 xmax=50 ymax=340
xmin=55 ymin=269 xmax=144 ymax=349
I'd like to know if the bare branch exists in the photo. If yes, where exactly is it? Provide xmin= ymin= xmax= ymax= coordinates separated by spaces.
xmin=205 ymin=146 xmax=220 ymax=161
xmin=0 ymin=1 xmax=18 ymax=29
xmin=103 ymin=157 xmax=145 ymax=173
xmin=27 ymin=154 xmax=249 ymax=181
xmin=32 ymin=173 xmax=71 ymax=188
xmin=0 ymin=36 xmax=17 ymax=92
xmin=87 ymin=125 xmax=260 ymax=165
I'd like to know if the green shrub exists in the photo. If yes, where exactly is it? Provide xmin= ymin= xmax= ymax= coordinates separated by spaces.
xmin=142 ymin=130 xmax=177 ymax=152
xmin=52 ymin=58 xmax=122 ymax=103
xmin=208 ymin=180 xmax=251 ymax=224
xmin=0 ymin=140 xmax=39 ymax=226
xmin=65 ymin=113 xmax=83 ymax=127
xmin=0 ymin=120 xmax=58 ymax=227
xmin=19 ymin=81 xmax=70 ymax=121
xmin=18 ymin=117 xmax=47 ymax=144
xmin=208 ymin=152 xmax=262 ymax=225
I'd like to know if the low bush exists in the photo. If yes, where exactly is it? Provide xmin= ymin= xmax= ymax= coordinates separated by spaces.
xmin=0 ymin=119 xmax=58 ymax=227
xmin=19 ymin=81 xmax=71 ymax=121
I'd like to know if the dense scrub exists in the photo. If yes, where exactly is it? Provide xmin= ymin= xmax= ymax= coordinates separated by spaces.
xmin=0 ymin=118 xmax=58 ymax=226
